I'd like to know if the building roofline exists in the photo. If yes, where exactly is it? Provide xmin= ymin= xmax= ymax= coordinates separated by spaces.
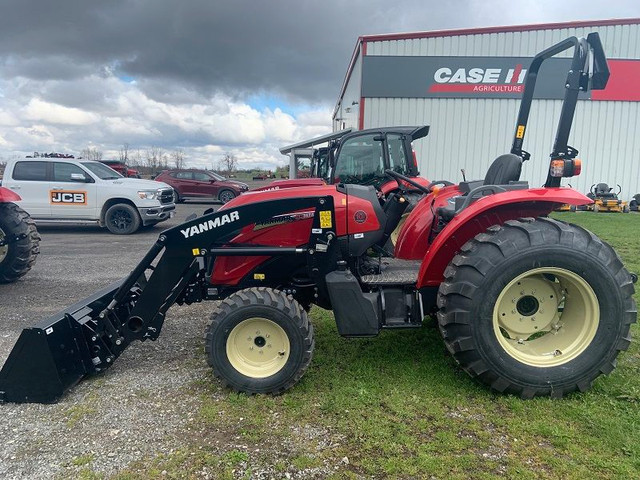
xmin=359 ymin=18 xmax=640 ymax=43
xmin=332 ymin=17 xmax=640 ymax=119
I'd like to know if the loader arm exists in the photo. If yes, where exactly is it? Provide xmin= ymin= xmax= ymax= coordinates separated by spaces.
xmin=0 ymin=195 xmax=336 ymax=403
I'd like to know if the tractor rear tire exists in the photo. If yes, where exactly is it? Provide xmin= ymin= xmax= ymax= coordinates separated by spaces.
xmin=0 ymin=203 xmax=40 ymax=283
xmin=437 ymin=217 xmax=636 ymax=398
xmin=206 ymin=287 xmax=314 ymax=394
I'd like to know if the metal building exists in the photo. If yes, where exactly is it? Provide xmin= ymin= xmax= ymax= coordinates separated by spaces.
xmin=333 ymin=19 xmax=640 ymax=199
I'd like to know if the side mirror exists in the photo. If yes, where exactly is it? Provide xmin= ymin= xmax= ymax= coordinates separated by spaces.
xmin=70 ymin=173 xmax=89 ymax=182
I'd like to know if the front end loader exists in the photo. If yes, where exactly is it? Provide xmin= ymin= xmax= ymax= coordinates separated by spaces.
xmin=0 ymin=32 xmax=636 ymax=403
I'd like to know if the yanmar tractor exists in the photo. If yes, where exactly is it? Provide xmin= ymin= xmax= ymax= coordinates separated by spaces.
xmin=0 ymin=33 xmax=636 ymax=403
xmin=0 ymin=187 xmax=40 ymax=283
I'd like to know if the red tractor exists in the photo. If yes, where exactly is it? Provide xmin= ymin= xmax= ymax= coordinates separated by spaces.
xmin=0 ymin=33 xmax=636 ymax=403
xmin=0 ymin=187 xmax=40 ymax=283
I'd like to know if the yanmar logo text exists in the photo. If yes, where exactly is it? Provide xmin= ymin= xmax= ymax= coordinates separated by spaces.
xmin=180 ymin=211 xmax=240 ymax=238
xmin=429 ymin=64 xmax=527 ymax=94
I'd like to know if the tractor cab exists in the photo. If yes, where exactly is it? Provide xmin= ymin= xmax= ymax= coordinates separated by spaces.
xmin=261 ymin=126 xmax=431 ymax=197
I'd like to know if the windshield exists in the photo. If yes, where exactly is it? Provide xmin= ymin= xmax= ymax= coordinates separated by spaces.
xmin=82 ymin=162 xmax=123 ymax=180
xmin=333 ymin=134 xmax=385 ymax=188
xmin=210 ymin=171 xmax=225 ymax=181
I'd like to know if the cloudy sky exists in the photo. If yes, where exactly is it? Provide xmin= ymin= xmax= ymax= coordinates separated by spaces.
xmin=0 ymin=1 xmax=638 ymax=171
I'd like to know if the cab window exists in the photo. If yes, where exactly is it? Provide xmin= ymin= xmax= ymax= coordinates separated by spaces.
xmin=334 ymin=134 xmax=384 ymax=186
xmin=387 ymin=134 xmax=408 ymax=175
xmin=53 ymin=162 xmax=87 ymax=182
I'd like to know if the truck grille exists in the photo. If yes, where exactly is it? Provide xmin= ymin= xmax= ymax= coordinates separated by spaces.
xmin=159 ymin=188 xmax=174 ymax=204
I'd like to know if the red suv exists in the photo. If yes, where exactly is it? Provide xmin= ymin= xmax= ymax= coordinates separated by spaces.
xmin=155 ymin=169 xmax=249 ymax=203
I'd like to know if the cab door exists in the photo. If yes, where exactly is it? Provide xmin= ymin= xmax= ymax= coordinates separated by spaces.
xmin=49 ymin=162 xmax=97 ymax=218
xmin=4 ymin=161 xmax=51 ymax=217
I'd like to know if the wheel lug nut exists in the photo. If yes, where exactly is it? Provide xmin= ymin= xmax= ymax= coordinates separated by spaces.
xmin=265 ymin=334 xmax=270 ymax=338
xmin=250 ymin=346 xmax=254 ymax=350
xmin=259 ymin=350 xmax=264 ymax=355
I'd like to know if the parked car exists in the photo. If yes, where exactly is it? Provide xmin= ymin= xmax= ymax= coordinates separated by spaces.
xmin=154 ymin=169 xmax=249 ymax=203
xmin=2 ymin=158 xmax=175 ymax=234
xmin=99 ymin=160 xmax=141 ymax=178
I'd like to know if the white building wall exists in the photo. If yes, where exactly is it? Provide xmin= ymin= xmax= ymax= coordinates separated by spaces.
xmin=353 ymin=23 xmax=640 ymax=199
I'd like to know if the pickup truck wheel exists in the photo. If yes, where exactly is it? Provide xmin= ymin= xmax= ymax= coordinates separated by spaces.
xmin=105 ymin=203 xmax=141 ymax=235
xmin=218 ymin=189 xmax=236 ymax=204
xmin=206 ymin=287 xmax=314 ymax=394
xmin=0 ymin=203 xmax=40 ymax=283
xmin=437 ymin=217 xmax=636 ymax=398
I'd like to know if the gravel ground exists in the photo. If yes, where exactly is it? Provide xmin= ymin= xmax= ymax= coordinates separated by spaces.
xmin=0 ymin=201 xmax=226 ymax=479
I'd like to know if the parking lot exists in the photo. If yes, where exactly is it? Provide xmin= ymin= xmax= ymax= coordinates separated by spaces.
xmin=0 ymin=201 xmax=228 ymax=479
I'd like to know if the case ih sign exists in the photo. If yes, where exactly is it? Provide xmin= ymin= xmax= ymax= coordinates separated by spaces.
xmin=362 ymin=56 xmax=640 ymax=100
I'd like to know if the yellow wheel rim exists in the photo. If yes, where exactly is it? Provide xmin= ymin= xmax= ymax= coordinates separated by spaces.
xmin=493 ymin=267 xmax=599 ymax=367
xmin=226 ymin=318 xmax=290 ymax=378
xmin=0 ymin=227 xmax=8 ymax=263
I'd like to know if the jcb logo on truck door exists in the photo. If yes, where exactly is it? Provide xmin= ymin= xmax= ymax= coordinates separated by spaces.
xmin=50 ymin=190 xmax=87 ymax=205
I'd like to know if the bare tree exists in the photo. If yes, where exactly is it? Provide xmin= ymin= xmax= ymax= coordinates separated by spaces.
xmin=171 ymin=149 xmax=185 ymax=169
xmin=220 ymin=153 xmax=237 ymax=174
xmin=118 ymin=143 xmax=130 ymax=163
xmin=81 ymin=147 xmax=103 ymax=161
xmin=130 ymin=149 xmax=143 ymax=168
xmin=145 ymin=146 xmax=168 ymax=173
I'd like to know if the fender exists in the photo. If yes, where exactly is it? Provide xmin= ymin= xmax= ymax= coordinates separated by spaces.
xmin=0 ymin=187 xmax=21 ymax=203
xmin=416 ymin=187 xmax=591 ymax=288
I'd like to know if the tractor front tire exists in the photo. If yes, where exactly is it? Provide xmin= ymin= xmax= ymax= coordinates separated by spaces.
xmin=0 ymin=203 xmax=40 ymax=283
xmin=206 ymin=287 xmax=314 ymax=394
xmin=437 ymin=217 xmax=636 ymax=398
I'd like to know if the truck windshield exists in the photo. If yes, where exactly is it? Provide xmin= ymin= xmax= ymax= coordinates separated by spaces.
xmin=82 ymin=162 xmax=123 ymax=180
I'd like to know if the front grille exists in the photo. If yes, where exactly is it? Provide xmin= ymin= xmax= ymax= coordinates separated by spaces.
xmin=159 ymin=188 xmax=174 ymax=204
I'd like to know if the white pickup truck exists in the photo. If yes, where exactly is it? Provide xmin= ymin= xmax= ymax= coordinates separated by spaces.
xmin=1 ymin=158 xmax=175 ymax=234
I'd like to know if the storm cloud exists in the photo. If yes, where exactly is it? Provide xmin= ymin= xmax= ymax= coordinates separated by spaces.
xmin=0 ymin=0 xmax=638 ymax=168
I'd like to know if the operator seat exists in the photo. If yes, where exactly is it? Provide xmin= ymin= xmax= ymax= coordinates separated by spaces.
xmin=437 ymin=153 xmax=524 ymax=221
xmin=483 ymin=153 xmax=522 ymax=185
xmin=594 ymin=183 xmax=615 ymax=199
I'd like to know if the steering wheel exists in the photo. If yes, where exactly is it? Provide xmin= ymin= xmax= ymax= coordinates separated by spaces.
xmin=384 ymin=170 xmax=453 ymax=195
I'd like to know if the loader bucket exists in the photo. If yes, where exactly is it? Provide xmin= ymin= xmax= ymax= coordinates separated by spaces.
xmin=0 ymin=281 xmax=123 ymax=403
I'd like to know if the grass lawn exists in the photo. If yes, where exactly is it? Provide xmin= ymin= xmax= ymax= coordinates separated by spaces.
xmin=114 ymin=212 xmax=639 ymax=480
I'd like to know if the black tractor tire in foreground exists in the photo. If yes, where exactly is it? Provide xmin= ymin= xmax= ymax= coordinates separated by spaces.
xmin=0 ymin=203 xmax=40 ymax=283
xmin=206 ymin=287 xmax=314 ymax=394
xmin=437 ymin=217 xmax=636 ymax=398
xmin=105 ymin=203 xmax=141 ymax=235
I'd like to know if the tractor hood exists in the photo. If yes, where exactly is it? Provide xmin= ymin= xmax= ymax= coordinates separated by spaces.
xmin=252 ymin=178 xmax=326 ymax=192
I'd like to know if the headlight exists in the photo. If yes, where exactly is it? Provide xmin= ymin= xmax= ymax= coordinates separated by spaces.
xmin=138 ymin=190 xmax=159 ymax=200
